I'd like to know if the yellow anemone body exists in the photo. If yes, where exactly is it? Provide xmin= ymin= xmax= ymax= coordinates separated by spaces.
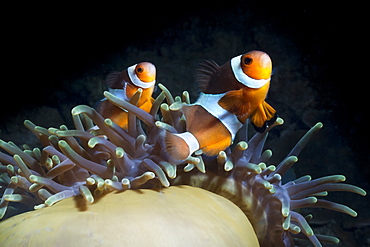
xmin=0 ymin=186 xmax=259 ymax=247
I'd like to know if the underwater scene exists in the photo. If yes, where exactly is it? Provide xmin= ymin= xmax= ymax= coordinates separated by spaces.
xmin=1 ymin=2 xmax=369 ymax=247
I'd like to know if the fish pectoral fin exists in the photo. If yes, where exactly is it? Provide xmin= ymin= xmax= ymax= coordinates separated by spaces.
xmin=201 ymin=137 xmax=232 ymax=157
xmin=196 ymin=60 xmax=220 ymax=92
xmin=165 ymin=132 xmax=193 ymax=161
xmin=218 ymin=89 xmax=251 ymax=117
xmin=250 ymin=101 xmax=277 ymax=132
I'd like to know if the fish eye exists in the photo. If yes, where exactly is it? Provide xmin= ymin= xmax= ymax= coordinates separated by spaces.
xmin=136 ymin=67 xmax=144 ymax=73
xmin=243 ymin=57 xmax=253 ymax=65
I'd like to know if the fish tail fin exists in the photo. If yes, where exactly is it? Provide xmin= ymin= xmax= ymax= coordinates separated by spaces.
xmin=165 ymin=132 xmax=199 ymax=161
xmin=250 ymin=101 xmax=277 ymax=132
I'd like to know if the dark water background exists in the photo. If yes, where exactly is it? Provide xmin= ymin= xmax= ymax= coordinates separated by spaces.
xmin=1 ymin=2 xmax=369 ymax=246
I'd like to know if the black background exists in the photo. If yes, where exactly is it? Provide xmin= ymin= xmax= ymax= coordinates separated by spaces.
xmin=1 ymin=2 xmax=369 ymax=245
xmin=1 ymin=2 xmax=368 ymax=173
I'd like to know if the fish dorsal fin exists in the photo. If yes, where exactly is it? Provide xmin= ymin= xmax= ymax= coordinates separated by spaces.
xmin=218 ymin=89 xmax=252 ymax=120
xmin=196 ymin=60 xmax=219 ymax=92
xmin=106 ymin=71 xmax=124 ymax=88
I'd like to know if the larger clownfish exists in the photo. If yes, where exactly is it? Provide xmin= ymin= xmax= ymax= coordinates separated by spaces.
xmin=96 ymin=62 xmax=156 ymax=129
xmin=165 ymin=50 xmax=277 ymax=161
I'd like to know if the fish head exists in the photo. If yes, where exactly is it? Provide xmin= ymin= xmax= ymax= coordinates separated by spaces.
xmin=134 ymin=62 xmax=156 ymax=83
xmin=240 ymin=50 xmax=272 ymax=80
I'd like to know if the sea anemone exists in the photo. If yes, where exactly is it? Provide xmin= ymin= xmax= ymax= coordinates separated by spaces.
xmin=0 ymin=84 xmax=366 ymax=246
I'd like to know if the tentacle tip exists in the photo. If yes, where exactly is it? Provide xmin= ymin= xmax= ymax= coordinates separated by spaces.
xmin=276 ymin=117 xmax=284 ymax=125
xmin=268 ymin=187 xmax=276 ymax=194
xmin=282 ymin=208 xmax=290 ymax=217
xmin=29 ymin=175 xmax=38 ymax=183
xmin=282 ymin=222 xmax=290 ymax=231
xmin=306 ymin=230 xmax=314 ymax=237
xmin=237 ymin=141 xmax=248 ymax=150
xmin=167 ymin=170 xmax=176 ymax=179
xmin=115 ymin=147 xmax=125 ymax=158
xmin=255 ymin=166 xmax=262 ymax=174
xmin=316 ymin=122 xmax=323 ymax=128
xmin=57 ymin=140 xmax=68 ymax=148
xmin=224 ymin=161 xmax=234 ymax=171
xmin=331 ymin=237 xmax=340 ymax=244
xmin=13 ymin=153 xmax=20 ymax=160
xmin=71 ymin=107 xmax=79 ymax=115
xmin=71 ymin=105 xmax=87 ymax=115
xmin=87 ymin=138 xmax=97 ymax=148
xmin=103 ymin=91 xmax=111 ymax=98
xmin=104 ymin=118 xmax=113 ymax=125
xmin=170 ymin=101 xmax=183 ymax=111
xmin=23 ymin=119 xmax=33 ymax=125
xmin=155 ymin=121 xmax=171 ymax=131
xmin=162 ymin=180 xmax=170 ymax=187
xmin=289 ymin=156 xmax=298 ymax=162
xmin=218 ymin=150 xmax=226 ymax=157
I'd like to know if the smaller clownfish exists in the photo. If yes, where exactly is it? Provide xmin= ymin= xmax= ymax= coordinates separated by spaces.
xmin=96 ymin=62 xmax=156 ymax=129
xmin=165 ymin=50 xmax=277 ymax=161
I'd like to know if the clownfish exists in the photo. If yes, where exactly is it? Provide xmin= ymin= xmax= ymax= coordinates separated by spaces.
xmin=96 ymin=62 xmax=156 ymax=129
xmin=165 ymin=50 xmax=277 ymax=161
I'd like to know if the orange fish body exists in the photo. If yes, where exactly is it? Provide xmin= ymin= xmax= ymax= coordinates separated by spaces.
xmin=165 ymin=50 xmax=277 ymax=161
xmin=96 ymin=62 xmax=156 ymax=129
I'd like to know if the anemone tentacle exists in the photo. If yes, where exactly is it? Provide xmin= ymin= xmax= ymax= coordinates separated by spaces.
xmin=0 ymin=84 xmax=366 ymax=247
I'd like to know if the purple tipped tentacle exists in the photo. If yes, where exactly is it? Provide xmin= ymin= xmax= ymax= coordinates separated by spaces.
xmin=290 ymin=211 xmax=314 ymax=238
xmin=242 ymin=131 xmax=269 ymax=163
xmin=103 ymin=91 xmax=156 ymax=127
xmin=290 ymin=196 xmax=317 ymax=209
xmin=230 ymin=141 xmax=248 ymax=162
xmin=287 ymin=122 xmax=323 ymax=158
xmin=103 ymin=118 xmax=137 ymax=155
xmin=250 ymin=133 xmax=269 ymax=163
xmin=24 ymin=120 xmax=52 ymax=147
xmin=129 ymin=171 xmax=156 ymax=188
xmin=271 ymin=122 xmax=322 ymax=179
xmin=271 ymin=156 xmax=298 ymax=178
xmin=160 ymin=103 xmax=174 ymax=126
xmin=71 ymin=105 xmax=128 ymax=148
xmin=158 ymin=83 xmax=175 ymax=105
xmin=43 ymin=159 xmax=75 ymax=179
xmin=29 ymin=174 xmax=75 ymax=194
xmin=115 ymin=148 xmax=139 ymax=175
xmin=142 ymin=158 xmax=170 ymax=187
xmin=310 ymin=199 xmax=359 ymax=217
xmin=58 ymin=140 xmax=109 ymax=178
xmin=150 ymin=91 xmax=166 ymax=117
xmin=0 ymin=140 xmax=44 ymax=176
xmin=169 ymin=101 xmax=184 ymax=131
xmin=134 ymin=134 xmax=150 ymax=157
xmin=0 ymin=183 xmax=18 ymax=219
xmin=289 ymin=182 xmax=366 ymax=199
xmin=0 ymin=152 xmax=18 ymax=168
